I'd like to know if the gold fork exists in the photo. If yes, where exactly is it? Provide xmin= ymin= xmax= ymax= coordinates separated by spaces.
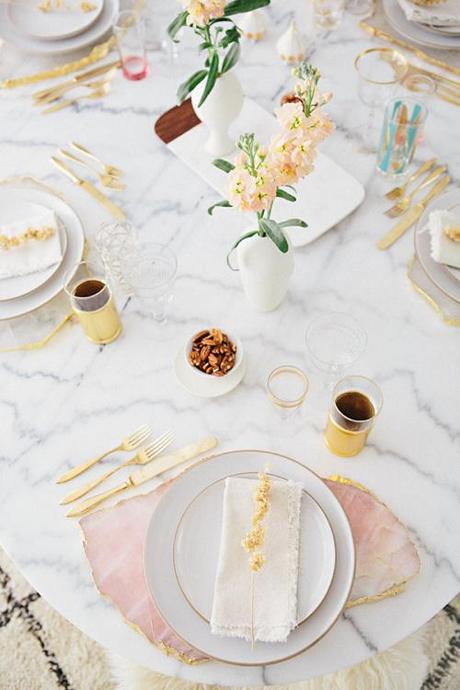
xmin=384 ymin=164 xmax=448 ymax=218
xmin=42 ymin=82 xmax=111 ymax=115
xmin=56 ymin=424 xmax=152 ymax=484
xmin=385 ymin=158 xmax=436 ymax=201
xmin=59 ymin=149 xmax=126 ymax=191
xmin=70 ymin=141 xmax=124 ymax=178
xmin=59 ymin=430 xmax=174 ymax=504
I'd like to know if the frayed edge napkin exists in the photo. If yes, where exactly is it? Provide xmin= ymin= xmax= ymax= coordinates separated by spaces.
xmin=211 ymin=477 xmax=302 ymax=643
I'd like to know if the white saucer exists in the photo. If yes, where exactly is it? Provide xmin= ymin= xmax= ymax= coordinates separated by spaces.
xmin=174 ymin=348 xmax=246 ymax=398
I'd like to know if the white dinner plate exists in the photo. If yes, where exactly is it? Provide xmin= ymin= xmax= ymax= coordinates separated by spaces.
xmin=416 ymin=22 xmax=460 ymax=37
xmin=414 ymin=190 xmax=460 ymax=304
xmin=8 ymin=0 xmax=103 ymax=42
xmin=0 ymin=182 xmax=85 ymax=320
xmin=383 ymin=0 xmax=460 ymax=50
xmin=0 ymin=202 xmax=68 ymax=302
xmin=144 ymin=449 xmax=355 ymax=666
xmin=173 ymin=473 xmax=336 ymax=626
xmin=0 ymin=0 xmax=117 ymax=55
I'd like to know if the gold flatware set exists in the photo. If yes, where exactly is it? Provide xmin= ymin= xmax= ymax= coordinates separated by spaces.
xmin=56 ymin=424 xmax=218 ymax=518
xmin=50 ymin=142 xmax=126 ymax=219
xmin=384 ymin=164 xmax=447 ymax=218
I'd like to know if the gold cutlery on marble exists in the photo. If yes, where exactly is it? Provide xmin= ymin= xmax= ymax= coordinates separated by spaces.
xmin=59 ymin=149 xmax=126 ymax=191
xmin=384 ymin=165 xmax=448 ymax=218
xmin=69 ymin=141 xmax=124 ymax=178
xmin=51 ymin=157 xmax=126 ymax=220
xmin=32 ymin=60 xmax=119 ymax=104
xmin=42 ymin=81 xmax=111 ymax=114
xmin=66 ymin=436 xmax=219 ymax=517
xmin=378 ymin=175 xmax=451 ymax=250
xmin=385 ymin=158 xmax=436 ymax=201
xmin=60 ymin=431 xmax=174 ymax=504
xmin=56 ymin=424 xmax=151 ymax=484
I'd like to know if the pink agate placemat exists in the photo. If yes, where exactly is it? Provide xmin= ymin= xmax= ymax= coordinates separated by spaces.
xmin=80 ymin=475 xmax=420 ymax=665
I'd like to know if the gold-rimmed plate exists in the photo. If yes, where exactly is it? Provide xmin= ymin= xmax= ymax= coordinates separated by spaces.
xmin=415 ymin=190 xmax=460 ymax=305
xmin=173 ymin=472 xmax=336 ymax=628
xmin=144 ymin=449 xmax=355 ymax=667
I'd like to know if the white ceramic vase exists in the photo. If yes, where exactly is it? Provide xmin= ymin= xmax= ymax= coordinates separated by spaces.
xmin=235 ymin=232 xmax=294 ymax=312
xmin=191 ymin=71 xmax=243 ymax=157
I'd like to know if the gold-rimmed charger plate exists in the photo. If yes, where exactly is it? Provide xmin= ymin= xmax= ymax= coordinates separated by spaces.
xmin=144 ymin=449 xmax=355 ymax=667
xmin=173 ymin=471 xmax=337 ymax=628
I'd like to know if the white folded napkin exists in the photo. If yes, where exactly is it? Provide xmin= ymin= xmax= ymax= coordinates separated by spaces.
xmin=211 ymin=477 xmax=302 ymax=643
xmin=429 ymin=210 xmax=460 ymax=269
xmin=397 ymin=0 xmax=460 ymax=27
xmin=0 ymin=210 xmax=62 ymax=281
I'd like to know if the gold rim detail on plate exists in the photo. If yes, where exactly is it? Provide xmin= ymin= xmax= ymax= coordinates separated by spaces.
xmin=172 ymin=471 xmax=337 ymax=627
xmin=143 ymin=449 xmax=357 ymax=667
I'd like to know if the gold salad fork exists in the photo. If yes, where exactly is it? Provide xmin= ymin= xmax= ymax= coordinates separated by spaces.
xmin=385 ymin=158 xmax=436 ymax=201
xmin=70 ymin=141 xmax=124 ymax=178
xmin=42 ymin=81 xmax=112 ymax=115
xmin=56 ymin=424 xmax=152 ymax=484
xmin=59 ymin=149 xmax=126 ymax=191
xmin=385 ymin=164 xmax=448 ymax=218
xmin=60 ymin=430 xmax=174 ymax=504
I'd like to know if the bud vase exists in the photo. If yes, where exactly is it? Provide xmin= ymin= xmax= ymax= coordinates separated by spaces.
xmin=191 ymin=71 xmax=244 ymax=157
xmin=235 ymin=233 xmax=294 ymax=312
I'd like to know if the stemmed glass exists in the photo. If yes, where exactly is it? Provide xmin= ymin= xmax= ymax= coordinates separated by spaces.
xmin=305 ymin=312 xmax=367 ymax=389
xmin=122 ymin=243 xmax=177 ymax=324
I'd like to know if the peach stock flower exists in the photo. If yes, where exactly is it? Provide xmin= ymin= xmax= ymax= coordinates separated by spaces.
xmin=181 ymin=0 xmax=225 ymax=26
xmin=228 ymin=163 xmax=277 ymax=213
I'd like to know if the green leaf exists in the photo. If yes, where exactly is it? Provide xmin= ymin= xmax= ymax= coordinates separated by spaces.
xmin=221 ymin=42 xmax=241 ymax=74
xmin=198 ymin=41 xmax=213 ymax=51
xmin=167 ymin=11 xmax=188 ymax=42
xmin=259 ymin=218 xmax=289 ymax=253
xmin=219 ymin=26 xmax=241 ymax=48
xmin=278 ymin=218 xmax=308 ymax=228
xmin=224 ymin=0 xmax=270 ymax=17
xmin=276 ymin=188 xmax=296 ymax=202
xmin=208 ymin=199 xmax=232 ymax=215
xmin=227 ymin=230 xmax=259 ymax=269
xmin=213 ymin=158 xmax=235 ymax=173
xmin=198 ymin=52 xmax=219 ymax=107
xmin=177 ymin=69 xmax=208 ymax=104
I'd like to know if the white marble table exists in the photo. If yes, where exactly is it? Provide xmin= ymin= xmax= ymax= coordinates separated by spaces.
xmin=0 ymin=2 xmax=459 ymax=686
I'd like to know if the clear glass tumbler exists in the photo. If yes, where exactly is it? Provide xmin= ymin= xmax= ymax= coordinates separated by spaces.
xmin=123 ymin=243 xmax=177 ymax=323
xmin=324 ymin=375 xmax=383 ymax=457
xmin=95 ymin=221 xmax=140 ymax=294
xmin=64 ymin=261 xmax=122 ymax=344
xmin=377 ymin=97 xmax=428 ymax=176
xmin=266 ymin=365 xmax=309 ymax=420
xmin=305 ymin=312 xmax=367 ymax=389
xmin=313 ymin=0 xmax=344 ymax=31
xmin=114 ymin=10 xmax=149 ymax=81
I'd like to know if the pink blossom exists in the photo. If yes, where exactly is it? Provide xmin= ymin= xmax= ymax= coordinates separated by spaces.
xmin=227 ymin=164 xmax=277 ymax=213
xmin=181 ymin=0 xmax=225 ymax=27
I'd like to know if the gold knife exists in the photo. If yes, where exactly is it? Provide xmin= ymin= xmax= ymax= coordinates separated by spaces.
xmin=32 ymin=60 xmax=120 ymax=102
xmin=378 ymin=175 xmax=451 ymax=250
xmin=66 ymin=436 xmax=218 ymax=518
xmin=51 ymin=157 xmax=126 ymax=220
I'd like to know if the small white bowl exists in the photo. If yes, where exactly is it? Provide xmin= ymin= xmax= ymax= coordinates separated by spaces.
xmin=183 ymin=330 xmax=245 ymax=391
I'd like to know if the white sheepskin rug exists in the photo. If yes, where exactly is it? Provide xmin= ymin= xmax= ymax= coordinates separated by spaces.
xmin=110 ymin=626 xmax=428 ymax=690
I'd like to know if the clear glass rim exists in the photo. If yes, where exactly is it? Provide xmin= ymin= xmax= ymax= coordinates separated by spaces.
xmin=354 ymin=47 xmax=408 ymax=85
xmin=402 ymin=73 xmax=436 ymax=95
xmin=266 ymin=365 xmax=309 ymax=408
xmin=331 ymin=374 xmax=384 ymax=422
xmin=305 ymin=312 xmax=367 ymax=366
xmin=64 ymin=261 xmax=109 ymax=302
xmin=113 ymin=9 xmax=142 ymax=32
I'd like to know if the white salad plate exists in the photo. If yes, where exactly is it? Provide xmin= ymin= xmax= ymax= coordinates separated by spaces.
xmin=415 ymin=190 xmax=460 ymax=305
xmin=8 ymin=0 xmax=103 ymax=42
xmin=0 ymin=182 xmax=85 ymax=320
xmin=0 ymin=0 xmax=117 ymax=55
xmin=173 ymin=473 xmax=337 ymax=626
xmin=383 ymin=0 xmax=460 ymax=50
xmin=144 ymin=449 xmax=355 ymax=666
xmin=0 ymin=201 xmax=68 ymax=302
xmin=167 ymin=98 xmax=365 ymax=248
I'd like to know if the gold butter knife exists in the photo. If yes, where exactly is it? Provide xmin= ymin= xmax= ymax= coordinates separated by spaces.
xmin=51 ymin=157 xmax=126 ymax=220
xmin=33 ymin=60 xmax=120 ymax=103
xmin=378 ymin=175 xmax=451 ymax=251
xmin=66 ymin=436 xmax=218 ymax=518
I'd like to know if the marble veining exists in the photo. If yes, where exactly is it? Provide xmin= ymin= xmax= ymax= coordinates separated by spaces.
xmin=0 ymin=1 xmax=459 ymax=685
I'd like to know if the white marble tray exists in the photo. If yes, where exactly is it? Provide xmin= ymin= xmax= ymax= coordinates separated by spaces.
xmin=166 ymin=98 xmax=365 ymax=248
